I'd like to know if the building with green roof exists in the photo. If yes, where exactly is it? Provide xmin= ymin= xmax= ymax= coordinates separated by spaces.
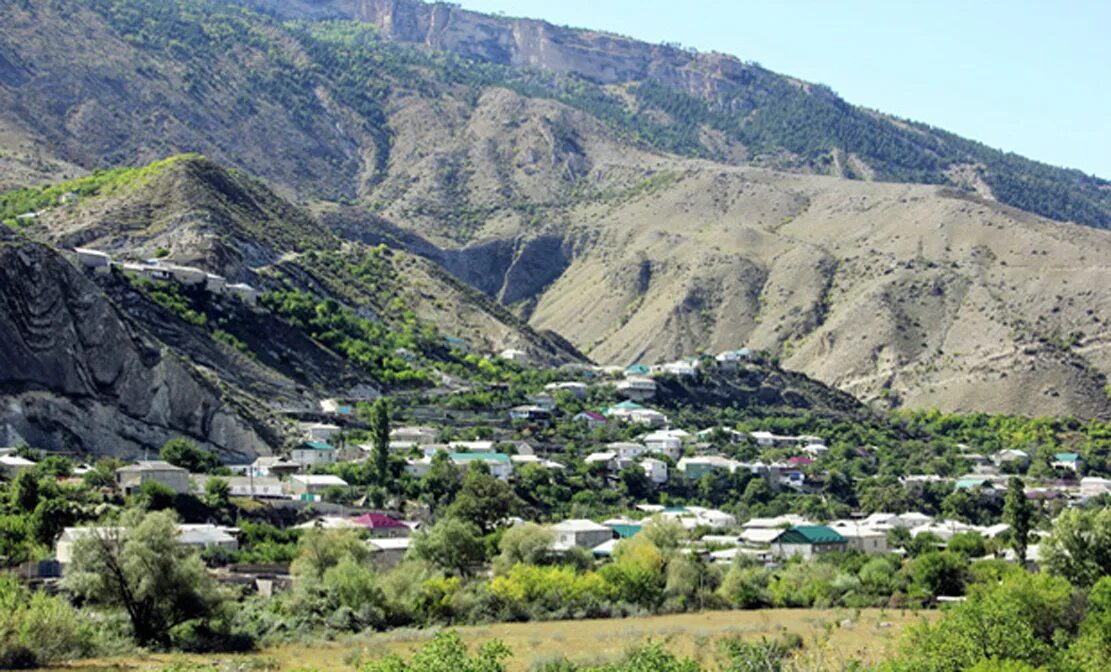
xmin=772 ymin=526 xmax=848 ymax=560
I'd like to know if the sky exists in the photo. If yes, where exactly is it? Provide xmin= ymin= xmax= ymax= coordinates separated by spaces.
xmin=457 ymin=0 xmax=1111 ymax=179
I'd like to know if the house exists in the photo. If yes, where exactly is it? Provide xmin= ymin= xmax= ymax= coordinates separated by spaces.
xmin=605 ymin=400 xmax=645 ymax=417
xmin=641 ymin=457 xmax=668 ymax=484
xmin=368 ymin=537 xmax=412 ymax=569
xmin=677 ymin=455 xmax=739 ymax=480
xmin=226 ymin=476 xmax=283 ymax=498
xmin=616 ymin=376 xmax=657 ymax=400
xmin=629 ymin=408 xmax=668 ymax=427
xmin=509 ymin=405 xmax=552 ymax=422
xmin=319 ymin=399 xmax=354 ymax=416
xmin=288 ymin=474 xmax=348 ymax=497
xmin=205 ymin=273 xmax=226 ymax=293
xmin=772 ymin=526 xmax=848 ymax=560
xmin=955 ymin=477 xmax=994 ymax=491
xmin=993 ymin=449 xmax=1030 ymax=467
xmin=55 ymin=527 xmax=126 ymax=565
xmin=801 ymin=443 xmax=829 ymax=457
xmin=545 ymin=382 xmax=588 ymax=400
xmin=660 ymin=360 xmax=698 ymax=377
xmin=56 ymin=524 xmax=238 ymax=564
xmin=290 ymin=441 xmax=337 ymax=467
xmin=226 ymin=283 xmax=259 ymax=305
xmin=178 ymin=524 xmax=239 ymax=552
xmin=1052 ymin=452 xmax=1082 ymax=472
xmin=714 ymin=348 xmax=751 ymax=370
xmin=510 ymin=455 xmax=565 ymax=470
xmin=830 ymin=522 xmax=888 ymax=554
xmin=687 ymin=507 xmax=737 ymax=529
xmin=739 ymin=528 xmax=784 ymax=546
xmin=786 ymin=456 xmax=814 ymax=468
xmin=527 ymin=393 xmax=557 ymax=411
xmin=115 ymin=461 xmax=190 ymax=495
xmin=164 ymin=264 xmax=208 ymax=286
xmin=299 ymin=423 xmax=341 ymax=443
xmin=450 ymin=452 xmax=513 ymax=480
xmin=194 ymin=475 xmax=284 ymax=499
xmin=74 ymin=248 xmax=111 ymax=272
xmin=1080 ymin=477 xmax=1111 ymax=498
xmin=607 ymin=441 xmax=650 ymax=458
xmin=624 ymin=363 xmax=651 ymax=377
xmin=642 ymin=430 xmax=684 ymax=459
xmin=498 ymin=348 xmax=529 ymax=364
xmin=390 ymin=426 xmax=438 ymax=447
xmin=351 ymin=512 xmax=411 ymax=538
xmin=696 ymin=427 xmax=746 ymax=443
xmin=551 ymin=519 xmax=614 ymax=550
xmin=0 ymin=454 xmax=36 ymax=478
xmin=446 ymin=440 xmax=497 ymax=454
xmin=250 ymin=456 xmax=302 ymax=478
xmin=574 ymin=411 xmax=606 ymax=429
xmin=743 ymin=514 xmax=813 ymax=529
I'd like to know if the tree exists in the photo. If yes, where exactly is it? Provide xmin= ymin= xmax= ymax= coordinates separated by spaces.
xmin=447 ymin=464 xmax=515 ymax=534
xmin=411 ymin=517 xmax=484 ymax=576
xmin=30 ymin=497 xmax=74 ymax=546
xmin=1042 ymin=507 xmax=1111 ymax=588
xmin=369 ymin=398 xmax=391 ymax=487
xmin=492 ymin=522 xmax=554 ymax=575
xmin=360 ymin=630 xmax=510 ymax=672
xmin=907 ymin=550 xmax=968 ymax=601
xmin=62 ymin=510 xmax=225 ymax=646
xmin=9 ymin=470 xmax=40 ymax=513
xmin=136 ymin=479 xmax=177 ymax=510
xmin=1003 ymin=476 xmax=1034 ymax=565
xmin=204 ymin=477 xmax=231 ymax=510
xmin=159 ymin=437 xmax=220 ymax=474
xmin=290 ymin=528 xmax=371 ymax=580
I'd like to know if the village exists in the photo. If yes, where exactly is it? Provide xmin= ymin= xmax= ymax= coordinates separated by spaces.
xmin=4 ymin=336 xmax=1107 ymax=591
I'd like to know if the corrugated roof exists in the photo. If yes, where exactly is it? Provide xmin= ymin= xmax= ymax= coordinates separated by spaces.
xmin=776 ymin=526 xmax=846 ymax=545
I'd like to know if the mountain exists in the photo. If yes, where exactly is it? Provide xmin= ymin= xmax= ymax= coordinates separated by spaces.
xmin=0 ymin=155 xmax=583 ymax=459
xmin=2 ymin=0 xmax=1111 ymax=417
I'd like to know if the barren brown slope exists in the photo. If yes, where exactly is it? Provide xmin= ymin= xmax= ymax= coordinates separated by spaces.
xmin=524 ymin=161 xmax=1111 ymax=418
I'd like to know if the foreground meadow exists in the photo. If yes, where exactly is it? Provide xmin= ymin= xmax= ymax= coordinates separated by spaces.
xmin=50 ymin=608 xmax=931 ymax=672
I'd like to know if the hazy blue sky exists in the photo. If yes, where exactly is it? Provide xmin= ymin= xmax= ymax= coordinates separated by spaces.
xmin=457 ymin=1 xmax=1110 ymax=179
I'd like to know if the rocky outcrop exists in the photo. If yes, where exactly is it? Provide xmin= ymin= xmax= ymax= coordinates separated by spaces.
xmin=0 ymin=237 xmax=279 ymax=460
xmin=247 ymin=0 xmax=762 ymax=103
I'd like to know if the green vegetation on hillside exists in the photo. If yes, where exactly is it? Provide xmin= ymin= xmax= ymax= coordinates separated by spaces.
xmin=0 ymin=154 xmax=201 ymax=228
xmin=70 ymin=0 xmax=1108 ymax=228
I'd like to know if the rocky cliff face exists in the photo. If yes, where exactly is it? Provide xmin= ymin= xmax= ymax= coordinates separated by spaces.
xmin=0 ymin=234 xmax=279 ymax=460
xmin=249 ymin=0 xmax=761 ymax=102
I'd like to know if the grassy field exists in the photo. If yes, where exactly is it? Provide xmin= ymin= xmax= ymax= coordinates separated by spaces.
xmin=52 ymin=608 xmax=934 ymax=671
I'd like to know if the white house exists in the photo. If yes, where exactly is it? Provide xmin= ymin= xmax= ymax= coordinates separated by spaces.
xmin=226 ymin=283 xmax=259 ymax=305
xmin=544 ymin=382 xmax=588 ymax=399
xmin=616 ymin=376 xmax=657 ymax=400
xmin=498 ymin=348 xmax=530 ymax=364
xmin=221 ymin=476 xmax=284 ymax=498
xmin=288 ymin=474 xmax=348 ymax=497
xmin=1080 ymin=477 xmax=1111 ymax=498
xmin=629 ymin=408 xmax=668 ymax=427
xmin=551 ymin=519 xmax=614 ymax=550
xmin=390 ymin=426 xmax=438 ymax=446
xmin=249 ymin=456 xmax=302 ymax=477
xmin=0 ymin=454 xmax=36 ymax=478
xmin=205 ymin=273 xmax=226 ymax=293
xmin=660 ymin=360 xmax=698 ymax=377
xmin=178 ymin=524 xmax=239 ymax=552
xmin=830 ymin=522 xmax=889 ymax=554
xmin=640 ymin=457 xmax=668 ymax=484
xmin=115 ymin=461 xmax=190 ymax=495
xmin=642 ymin=430 xmax=684 ymax=459
xmin=290 ymin=441 xmax=337 ymax=467
xmin=299 ymin=423 xmax=341 ymax=443
xmin=607 ymin=441 xmax=650 ymax=459
xmin=74 ymin=247 xmax=111 ymax=272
